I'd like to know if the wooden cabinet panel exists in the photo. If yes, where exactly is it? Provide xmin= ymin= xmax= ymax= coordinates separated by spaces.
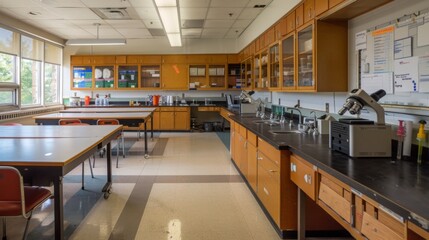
xmin=116 ymin=55 xmax=127 ymax=64
xmin=208 ymin=54 xmax=227 ymax=64
xmin=247 ymin=142 xmax=258 ymax=192
xmin=315 ymin=0 xmax=329 ymax=16
xmin=227 ymin=54 xmax=239 ymax=63
xmin=128 ymin=55 xmax=162 ymax=64
xmin=303 ymin=0 xmax=315 ymax=23
xmin=160 ymin=111 xmax=174 ymax=130
xmin=408 ymin=221 xmax=429 ymax=240
xmin=161 ymin=63 xmax=188 ymax=89
xmin=295 ymin=4 xmax=304 ymax=28
xmin=274 ymin=18 xmax=287 ymax=40
xmin=247 ymin=131 xmax=257 ymax=146
xmin=71 ymin=56 xmax=83 ymax=65
xmin=258 ymin=151 xmax=280 ymax=183
xmin=361 ymin=212 xmax=404 ymax=240
xmin=146 ymin=110 xmax=160 ymax=130
xmin=187 ymin=54 xmax=207 ymax=63
xmin=174 ymin=111 xmax=190 ymax=130
xmin=286 ymin=11 xmax=296 ymax=34
xmin=258 ymin=160 xmax=281 ymax=226
xmin=258 ymin=138 xmax=280 ymax=166
xmin=290 ymin=154 xmax=316 ymax=200
xmin=265 ymin=27 xmax=275 ymax=46
xmin=318 ymin=182 xmax=351 ymax=223
xmin=329 ymin=0 xmax=344 ymax=8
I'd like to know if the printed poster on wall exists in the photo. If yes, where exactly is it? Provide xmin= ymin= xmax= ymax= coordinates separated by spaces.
xmin=394 ymin=56 xmax=419 ymax=92
xmin=419 ymin=55 xmax=429 ymax=92
xmin=372 ymin=26 xmax=395 ymax=73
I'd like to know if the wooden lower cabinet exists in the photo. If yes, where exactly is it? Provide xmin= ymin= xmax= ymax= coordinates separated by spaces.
xmin=159 ymin=107 xmax=190 ymax=130
xmin=247 ymin=131 xmax=258 ymax=192
xmin=290 ymin=154 xmax=317 ymax=200
xmin=146 ymin=108 xmax=160 ymax=130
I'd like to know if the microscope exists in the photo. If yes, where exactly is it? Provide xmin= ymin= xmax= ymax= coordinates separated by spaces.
xmin=330 ymin=89 xmax=392 ymax=157
xmin=239 ymin=90 xmax=262 ymax=114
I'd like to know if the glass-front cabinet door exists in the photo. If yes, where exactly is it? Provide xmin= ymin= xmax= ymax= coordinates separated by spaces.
xmin=297 ymin=24 xmax=314 ymax=89
xmin=117 ymin=65 xmax=138 ymax=89
xmin=94 ymin=66 xmax=115 ymax=89
xmin=241 ymin=57 xmax=253 ymax=90
xmin=253 ymin=54 xmax=261 ymax=88
xmin=282 ymin=34 xmax=295 ymax=89
xmin=259 ymin=50 xmax=268 ymax=89
xmin=208 ymin=64 xmax=226 ymax=89
xmin=140 ymin=65 xmax=161 ymax=89
xmin=269 ymin=43 xmax=280 ymax=89
xmin=72 ymin=66 xmax=93 ymax=89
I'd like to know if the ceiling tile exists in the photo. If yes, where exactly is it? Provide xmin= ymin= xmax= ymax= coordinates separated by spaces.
xmin=54 ymin=8 xmax=101 ymax=20
xmin=232 ymin=19 xmax=252 ymax=28
xmin=246 ymin=0 xmax=272 ymax=7
xmin=182 ymin=28 xmax=202 ymax=36
xmin=206 ymin=8 xmax=242 ymax=20
xmin=4 ymin=7 xmax=61 ymax=20
xmin=210 ymin=0 xmax=250 ymax=8
xmin=180 ymin=7 xmax=207 ymax=20
xmin=128 ymin=0 xmax=155 ymax=8
xmin=204 ymin=20 xmax=234 ymax=28
xmin=225 ymin=28 xmax=244 ymax=38
xmin=23 ymin=19 xmax=75 ymax=28
xmin=0 ymin=0 xmax=42 ymax=8
xmin=69 ymin=20 xmax=106 ymax=27
xmin=105 ymin=20 xmax=146 ymax=28
xmin=179 ymin=0 xmax=210 ymax=8
xmin=79 ymin=0 xmax=131 ymax=8
xmin=143 ymin=19 xmax=163 ymax=28
xmin=135 ymin=7 xmax=159 ymax=20
xmin=45 ymin=27 xmax=93 ymax=38
xmin=38 ymin=0 xmax=86 ymax=8
xmin=238 ymin=8 xmax=261 ymax=19
xmin=116 ymin=28 xmax=152 ymax=38
xmin=201 ymin=28 xmax=228 ymax=37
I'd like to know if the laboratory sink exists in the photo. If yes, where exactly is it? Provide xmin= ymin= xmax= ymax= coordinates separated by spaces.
xmin=252 ymin=120 xmax=280 ymax=126
xmin=269 ymin=130 xmax=301 ymax=134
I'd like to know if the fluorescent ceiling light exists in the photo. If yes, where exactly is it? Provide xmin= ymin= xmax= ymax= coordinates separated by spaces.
xmin=154 ymin=0 xmax=182 ymax=47
xmin=167 ymin=33 xmax=182 ymax=47
xmin=65 ymin=39 xmax=127 ymax=46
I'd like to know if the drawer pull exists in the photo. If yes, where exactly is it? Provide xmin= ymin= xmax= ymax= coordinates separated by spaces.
xmin=257 ymin=157 xmax=263 ymax=161
xmin=269 ymin=169 xmax=277 ymax=173
xmin=263 ymin=187 xmax=269 ymax=196
xmin=304 ymin=174 xmax=312 ymax=184
xmin=290 ymin=163 xmax=297 ymax=172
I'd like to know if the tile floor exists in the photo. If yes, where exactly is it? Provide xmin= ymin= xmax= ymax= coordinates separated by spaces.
xmin=2 ymin=132 xmax=283 ymax=240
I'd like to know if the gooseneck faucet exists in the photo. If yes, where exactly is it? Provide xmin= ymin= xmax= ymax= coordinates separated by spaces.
xmin=287 ymin=107 xmax=302 ymax=127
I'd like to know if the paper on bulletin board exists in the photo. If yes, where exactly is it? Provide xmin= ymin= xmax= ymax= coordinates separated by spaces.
xmin=372 ymin=26 xmax=395 ymax=73
xmin=394 ymin=57 xmax=419 ymax=92
xmin=355 ymin=30 xmax=367 ymax=51
xmin=419 ymin=55 xmax=429 ymax=92
xmin=417 ymin=22 xmax=429 ymax=47
xmin=361 ymin=73 xmax=394 ymax=94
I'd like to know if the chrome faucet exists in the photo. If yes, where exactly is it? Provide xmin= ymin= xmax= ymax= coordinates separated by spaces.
xmin=287 ymin=107 xmax=302 ymax=128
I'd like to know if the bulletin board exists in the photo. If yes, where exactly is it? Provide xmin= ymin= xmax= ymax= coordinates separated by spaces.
xmin=357 ymin=7 xmax=429 ymax=111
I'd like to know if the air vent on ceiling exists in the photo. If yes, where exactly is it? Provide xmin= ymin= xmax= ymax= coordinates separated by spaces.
xmin=182 ymin=20 xmax=205 ymax=29
xmin=91 ymin=8 xmax=131 ymax=20
xmin=148 ymin=29 xmax=166 ymax=36
xmin=253 ymin=5 xmax=266 ymax=8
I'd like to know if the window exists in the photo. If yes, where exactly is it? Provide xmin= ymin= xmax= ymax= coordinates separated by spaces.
xmin=0 ymin=27 xmax=19 ymax=110
xmin=21 ymin=35 xmax=43 ymax=106
xmin=44 ymin=43 xmax=61 ymax=104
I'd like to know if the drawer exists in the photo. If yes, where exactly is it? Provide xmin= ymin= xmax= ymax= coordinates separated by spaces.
xmin=290 ymin=154 xmax=316 ymax=200
xmin=257 ymin=151 xmax=280 ymax=183
xmin=258 ymin=138 xmax=281 ymax=166
xmin=160 ymin=107 xmax=175 ymax=111
xmin=175 ymin=107 xmax=188 ymax=112
xmin=318 ymin=182 xmax=351 ymax=223
xmin=257 ymin=163 xmax=280 ymax=225
xmin=355 ymin=195 xmax=406 ymax=239
xmin=361 ymin=212 xmax=404 ymax=240
xmin=239 ymin=125 xmax=247 ymax=138
xmin=247 ymin=131 xmax=257 ymax=146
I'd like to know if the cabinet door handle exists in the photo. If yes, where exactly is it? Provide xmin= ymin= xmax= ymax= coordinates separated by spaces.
xmin=269 ymin=169 xmax=277 ymax=173
xmin=290 ymin=163 xmax=297 ymax=172
xmin=263 ymin=187 xmax=269 ymax=196
xmin=257 ymin=156 xmax=263 ymax=161
xmin=304 ymin=174 xmax=312 ymax=184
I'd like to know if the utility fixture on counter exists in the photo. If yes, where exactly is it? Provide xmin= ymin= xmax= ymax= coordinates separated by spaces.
xmin=66 ymin=23 xmax=126 ymax=46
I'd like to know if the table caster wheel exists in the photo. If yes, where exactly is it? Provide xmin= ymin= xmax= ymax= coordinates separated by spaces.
xmin=104 ymin=189 xmax=112 ymax=199
xmin=144 ymin=154 xmax=149 ymax=159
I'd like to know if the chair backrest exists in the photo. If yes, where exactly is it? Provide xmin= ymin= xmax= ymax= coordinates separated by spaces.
xmin=0 ymin=123 xmax=23 ymax=126
xmin=59 ymin=119 xmax=84 ymax=125
xmin=0 ymin=166 xmax=24 ymax=216
xmin=97 ymin=119 xmax=120 ymax=125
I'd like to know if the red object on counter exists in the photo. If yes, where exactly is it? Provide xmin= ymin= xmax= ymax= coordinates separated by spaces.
xmin=84 ymin=96 xmax=90 ymax=106
xmin=153 ymin=95 xmax=160 ymax=106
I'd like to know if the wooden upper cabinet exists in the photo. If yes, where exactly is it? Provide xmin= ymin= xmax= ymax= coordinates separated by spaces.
xmin=286 ymin=11 xmax=296 ymax=34
xmin=227 ymin=54 xmax=239 ymax=63
xmin=71 ymin=55 xmax=116 ymax=65
xmin=162 ymin=55 xmax=187 ymax=64
xmin=315 ymin=0 xmax=329 ymax=16
xmin=208 ymin=54 xmax=227 ymax=64
xmin=255 ymin=38 xmax=260 ymax=53
xmin=70 ymin=56 xmax=83 ymax=65
xmin=187 ymin=54 xmax=207 ymax=64
xmin=265 ymin=27 xmax=275 ymax=46
xmin=116 ymin=55 xmax=127 ymax=64
xmin=295 ymin=4 xmax=304 ymax=28
xmin=329 ymin=0 xmax=345 ymax=8
xmin=274 ymin=17 xmax=287 ymax=40
xmin=304 ymin=0 xmax=315 ymax=23
xmin=127 ymin=55 xmax=161 ymax=64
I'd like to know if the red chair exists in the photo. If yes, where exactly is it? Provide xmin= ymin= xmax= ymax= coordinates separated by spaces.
xmin=0 ymin=166 xmax=51 ymax=240
xmin=58 ymin=119 xmax=94 ymax=189
xmin=96 ymin=119 xmax=125 ymax=168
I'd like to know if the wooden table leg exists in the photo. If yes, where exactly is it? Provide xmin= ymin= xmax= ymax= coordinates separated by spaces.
xmin=53 ymin=176 xmax=64 ymax=240
xmin=298 ymin=188 xmax=306 ymax=240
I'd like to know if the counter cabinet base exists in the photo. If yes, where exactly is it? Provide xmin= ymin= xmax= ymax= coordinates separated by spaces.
xmin=229 ymin=158 xmax=351 ymax=239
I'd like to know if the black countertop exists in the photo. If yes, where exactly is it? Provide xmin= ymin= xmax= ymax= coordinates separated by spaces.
xmin=230 ymin=113 xmax=429 ymax=230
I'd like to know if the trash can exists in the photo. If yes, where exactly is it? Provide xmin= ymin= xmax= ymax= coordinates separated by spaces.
xmin=204 ymin=122 xmax=213 ymax=132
